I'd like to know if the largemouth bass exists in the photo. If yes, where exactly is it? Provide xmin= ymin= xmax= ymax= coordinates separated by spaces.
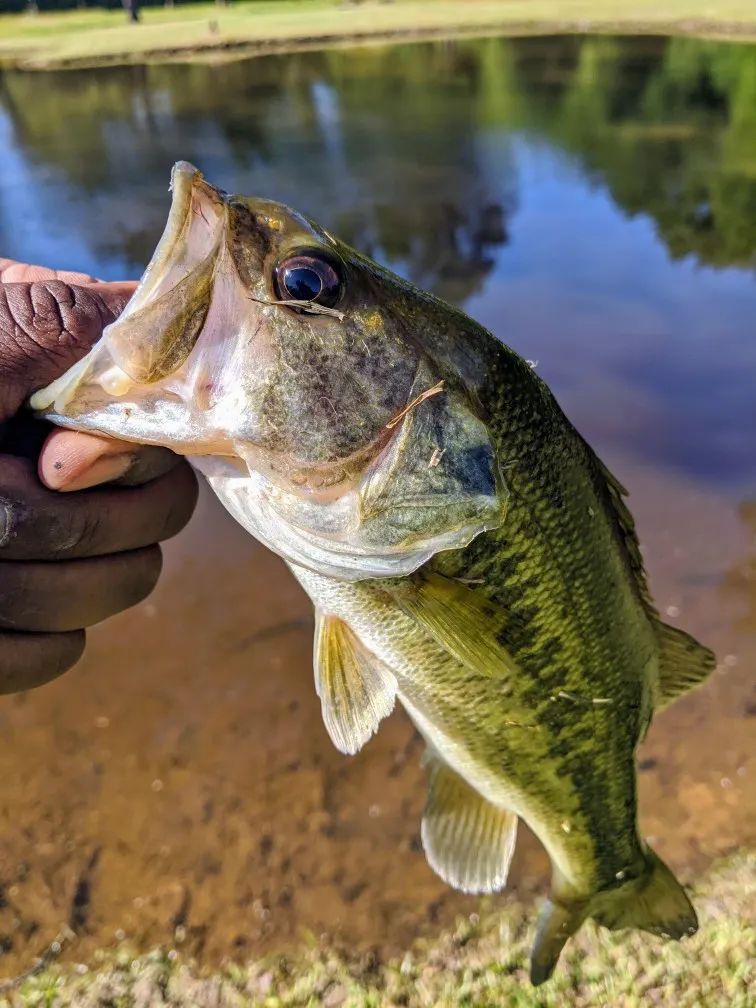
xmin=31 ymin=162 xmax=716 ymax=985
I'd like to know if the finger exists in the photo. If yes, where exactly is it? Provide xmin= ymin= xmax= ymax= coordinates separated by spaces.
xmin=38 ymin=429 xmax=181 ymax=491
xmin=0 ymin=278 xmax=138 ymax=421
xmin=0 ymin=546 xmax=162 ymax=632
xmin=0 ymin=258 xmax=131 ymax=287
xmin=0 ymin=630 xmax=85 ymax=694
xmin=0 ymin=260 xmax=98 ymax=284
xmin=0 ymin=455 xmax=198 ymax=561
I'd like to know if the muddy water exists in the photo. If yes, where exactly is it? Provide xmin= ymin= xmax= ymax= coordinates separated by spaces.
xmin=0 ymin=34 xmax=755 ymax=970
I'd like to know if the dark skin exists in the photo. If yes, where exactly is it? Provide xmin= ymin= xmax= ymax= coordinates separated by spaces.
xmin=0 ymin=259 xmax=198 ymax=693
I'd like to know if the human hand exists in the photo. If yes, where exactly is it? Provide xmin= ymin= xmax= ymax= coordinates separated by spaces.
xmin=0 ymin=259 xmax=198 ymax=693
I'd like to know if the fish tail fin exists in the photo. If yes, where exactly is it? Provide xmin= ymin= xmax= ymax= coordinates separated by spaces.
xmin=530 ymin=898 xmax=589 ymax=986
xmin=529 ymin=848 xmax=697 ymax=986
xmin=591 ymin=847 xmax=698 ymax=939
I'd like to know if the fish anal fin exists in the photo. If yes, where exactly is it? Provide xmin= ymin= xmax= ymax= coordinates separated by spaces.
xmin=656 ymin=621 xmax=716 ymax=708
xmin=314 ymin=610 xmax=397 ymax=756
xmin=389 ymin=571 xmax=517 ymax=679
xmin=421 ymin=758 xmax=518 ymax=894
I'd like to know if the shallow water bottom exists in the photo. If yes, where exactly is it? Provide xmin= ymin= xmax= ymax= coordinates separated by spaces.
xmin=0 ymin=456 xmax=753 ymax=974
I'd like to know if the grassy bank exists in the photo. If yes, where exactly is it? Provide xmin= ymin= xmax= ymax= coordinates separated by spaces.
xmin=1 ymin=0 xmax=756 ymax=70
xmin=2 ymin=850 xmax=754 ymax=1007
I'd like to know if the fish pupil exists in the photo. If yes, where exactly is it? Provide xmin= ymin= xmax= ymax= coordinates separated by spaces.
xmin=284 ymin=267 xmax=323 ymax=302
xmin=274 ymin=250 xmax=343 ymax=311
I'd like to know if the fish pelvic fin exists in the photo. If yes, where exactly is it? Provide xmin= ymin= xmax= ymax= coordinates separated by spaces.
xmin=421 ymin=758 xmax=518 ymax=894
xmin=314 ymin=610 xmax=397 ymax=755
xmin=655 ymin=620 xmax=716 ymax=709
xmin=530 ymin=847 xmax=697 ymax=986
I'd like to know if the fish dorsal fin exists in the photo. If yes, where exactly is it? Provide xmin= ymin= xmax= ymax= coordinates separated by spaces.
xmin=587 ymin=448 xmax=717 ymax=703
xmin=314 ymin=610 xmax=397 ymax=755
xmin=421 ymin=757 xmax=518 ymax=894
xmin=588 ymin=453 xmax=658 ymax=613
xmin=655 ymin=621 xmax=716 ymax=708
xmin=387 ymin=571 xmax=517 ymax=679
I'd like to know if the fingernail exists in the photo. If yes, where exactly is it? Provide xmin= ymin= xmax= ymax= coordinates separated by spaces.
xmin=58 ymin=453 xmax=134 ymax=492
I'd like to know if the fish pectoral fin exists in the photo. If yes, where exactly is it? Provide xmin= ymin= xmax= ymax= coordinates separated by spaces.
xmin=388 ymin=571 xmax=517 ymax=679
xmin=421 ymin=758 xmax=518 ymax=894
xmin=655 ymin=621 xmax=716 ymax=708
xmin=314 ymin=610 xmax=397 ymax=756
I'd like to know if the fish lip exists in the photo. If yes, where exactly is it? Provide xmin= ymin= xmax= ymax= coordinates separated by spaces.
xmin=29 ymin=161 xmax=225 ymax=414
xmin=119 ymin=161 xmax=222 ymax=320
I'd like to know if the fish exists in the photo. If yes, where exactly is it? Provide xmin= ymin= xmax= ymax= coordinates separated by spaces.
xmin=31 ymin=161 xmax=717 ymax=985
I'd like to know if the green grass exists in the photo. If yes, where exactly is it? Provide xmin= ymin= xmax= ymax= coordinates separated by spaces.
xmin=2 ymin=0 xmax=756 ymax=70
xmin=2 ymin=849 xmax=754 ymax=1007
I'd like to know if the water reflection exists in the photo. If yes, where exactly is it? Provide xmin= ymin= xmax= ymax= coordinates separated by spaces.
xmin=2 ymin=36 xmax=756 ymax=487
xmin=721 ymin=502 xmax=756 ymax=639
xmin=0 ymin=34 xmax=754 ymax=970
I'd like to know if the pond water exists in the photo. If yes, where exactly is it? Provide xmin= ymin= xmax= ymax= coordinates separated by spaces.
xmin=0 ymin=33 xmax=755 ymax=970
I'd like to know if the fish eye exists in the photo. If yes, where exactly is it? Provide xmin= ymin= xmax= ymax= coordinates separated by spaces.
xmin=273 ymin=250 xmax=344 ymax=313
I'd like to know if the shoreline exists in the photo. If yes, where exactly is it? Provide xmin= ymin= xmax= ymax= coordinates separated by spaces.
xmin=2 ymin=7 xmax=756 ymax=73
xmin=2 ymin=848 xmax=754 ymax=1006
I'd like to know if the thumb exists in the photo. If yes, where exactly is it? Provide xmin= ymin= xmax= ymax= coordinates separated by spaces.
xmin=0 ymin=278 xmax=137 ymax=422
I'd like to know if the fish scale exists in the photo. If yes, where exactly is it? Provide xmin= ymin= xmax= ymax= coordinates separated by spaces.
xmin=31 ymin=160 xmax=715 ymax=986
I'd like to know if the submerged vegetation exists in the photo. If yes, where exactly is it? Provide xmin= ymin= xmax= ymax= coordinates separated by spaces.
xmin=2 ymin=850 xmax=754 ymax=1007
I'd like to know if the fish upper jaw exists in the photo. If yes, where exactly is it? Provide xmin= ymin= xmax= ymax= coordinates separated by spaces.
xmin=30 ymin=162 xmax=274 ymax=454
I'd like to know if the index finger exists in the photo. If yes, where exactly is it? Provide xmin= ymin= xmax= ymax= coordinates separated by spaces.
xmin=0 ymin=258 xmax=118 ymax=285
xmin=0 ymin=455 xmax=198 ymax=561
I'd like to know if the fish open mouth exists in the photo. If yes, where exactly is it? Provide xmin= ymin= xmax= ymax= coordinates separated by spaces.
xmin=31 ymin=161 xmax=227 ymax=415
xmin=118 ymin=161 xmax=226 ymax=325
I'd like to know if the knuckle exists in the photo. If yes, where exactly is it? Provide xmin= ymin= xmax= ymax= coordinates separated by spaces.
xmin=0 ymin=282 xmax=116 ymax=410
xmin=0 ymin=456 xmax=107 ymax=560
xmin=111 ymin=446 xmax=180 ymax=487
xmin=0 ymin=457 xmax=41 ymax=555
xmin=58 ymin=508 xmax=104 ymax=557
